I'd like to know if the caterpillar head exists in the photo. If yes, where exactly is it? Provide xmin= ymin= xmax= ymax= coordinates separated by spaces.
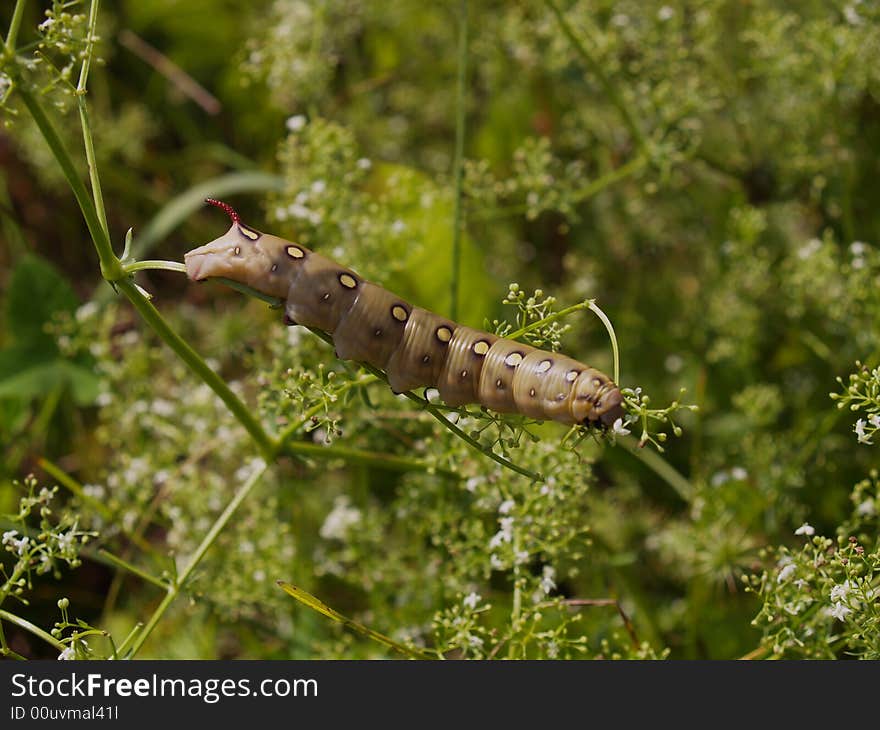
xmin=184 ymin=199 xmax=296 ymax=299
xmin=570 ymin=370 xmax=625 ymax=427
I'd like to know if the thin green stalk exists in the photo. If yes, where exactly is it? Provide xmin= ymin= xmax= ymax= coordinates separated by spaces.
xmin=280 ymin=440 xmax=455 ymax=477
xmin=622 ymin=434 xmax=694 ymax=501
xmin=507 ymin=300 xmax=593 ymax=341
xmin=4 ymin=0 xmax=27 ymax=52
xmin=449 ymin=0 xmax=468 ymax=321
xmin=76 ymin=0 xmax=109 ymax=239
xmin=116 ymin=277 xmax=275 ymax=458
xmin=588 ymin=301 xmax=619 ymax=385
xmin=0 ymin=609 xmax=66 ymax=652
xmin=571 ymin=153 xmax=647 ymax=203
xmin=278 ymin=581 xmax=436 ymax=660
xmin=123 ymin=259 xmax=187 ymax=275
xmin=97 ymin=549 xmax=168 ymax=590
xmin=507 ymin=299 xmax=619 ymax=385
xmin=546 ymin=0 xmax=648 ymax=154
xmin=471 ymin=153 xmax=647 ymax=223
xmin=128 ymin=462 xmax=269 ymax=658
xmin=274 ymin=373 xmax=378 ymax=451
xmin=17 ymin=86 xmax=122 ymax=280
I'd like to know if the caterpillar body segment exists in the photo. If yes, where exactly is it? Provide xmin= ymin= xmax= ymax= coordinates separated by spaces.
xmin=184 ymin=202 xmax=624 ymax=427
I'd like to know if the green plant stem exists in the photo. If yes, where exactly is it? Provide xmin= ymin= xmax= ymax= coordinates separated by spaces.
xmin=572 ymin=153 xmax=647 ymax=203
xmin=622 ymin=434 xmax=694 ymax=501
xmin=4 ymin=0 xmax=27 ymax=52
xmin=274 ymin=373 xmax=378 ymax=450
xmin=588 ymin=301 xmax=619 ymax=385
xmin=97 ymin=550 xmax=168 ymax=590
xmin=123 ymin=259 xmax=187 ymax=275
xmin=507 ymin=300 xmax=594 ymax=341
xmin=17 ymin=87 xmax=122 ymax=280
xmin=280 ymin=440 xmax=454 ymax=477
xmin=127 ymin=462 xmax=269 ymax=658
xmin=449 ymin=0 xmax=468 ymax=321
xmin=0 ymin=609 xmax=66 ymax=652
xmin=278 ymin=581 xmax=436 ymax=660
xmin=545 ymin=0 xmax=648 ymax=154
xmin=116 ymin=277 xmax=276 ymax=458
xmin=76 ymin=0 xmax=109 ymax=239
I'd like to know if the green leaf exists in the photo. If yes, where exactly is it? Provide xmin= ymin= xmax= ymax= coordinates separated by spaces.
xmin=5 ymin=253 xmax=79 ymax=349
xmin=0 ymin=360 xmax=100 ymax=405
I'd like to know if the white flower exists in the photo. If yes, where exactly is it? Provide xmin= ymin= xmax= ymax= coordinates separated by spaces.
xmin=795 ymin=523 xmax=815 ymax=537
xmin=463 ymin=592 xmax=480 ymax=610
xmin=829 ymin=601 xmax=852 ymax=622
xmin=357 ymin=158 xmax=372 ymax=170
xmin=514 ymin=550 xmax=529 ymax=564
xmin=56 ymin=531 xmax=75 ymax=552
xmin=850 ymin=241 xmax=867 ymax=256
xmin=57 ymin=646 xmax=75 ymax=661
xmin=390 ymin=220 xmax=406 ymax=235
xmin=856 ymin=498 xmax=876 ymax=517
xmin=657 ymin=6 xmax=674 ymax=21
xmin=854 ymin=418 xmax=872 ymax=444
xmin=468 ymin=635 xmax=484 ymax=649
xmin=777 ymin=564 xmax=797 ymax=583
xmin=285 ymin=114 xmax=307 ymax=132
xmin=490 ymin=554 xmax=504 ymax=570
xmin=465 ymin=477 xmax=481 ymax=492
xmin=319 ymin=496 xmax=362 ymax=540
xmin=611 ymin=418 xmax=630 ymax=436
xmin=731 ymin=467 xmax=748 ymax=481
xmin=830 ymin=581 xmax=850 ymax=602
xmin=540 ymin=566 xmax=557 ymax=595
xmin=2 ymin=530 xmax=18 ymax=546
xmin=870 ymin=414 xmax=880 ymax=429
xmin=311 ymin=180 xmax=326 ymax=194
xmin=498 ymin=499 xmax=515 ymax=515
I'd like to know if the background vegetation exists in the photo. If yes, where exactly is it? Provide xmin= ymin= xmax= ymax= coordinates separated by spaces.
xmin=1 ymin=0 xmax=878 ymax=660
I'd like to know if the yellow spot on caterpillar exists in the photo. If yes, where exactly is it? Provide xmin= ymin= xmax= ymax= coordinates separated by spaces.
xmin=233 ymin=246 xmax=241 ymax=255
xmin=286 ymin=245 xmax=305 ymax=259
xmin=392 ymin=305 xmax=408 ymax=322
xmin=473 ymin=340 xmax=490 ymax=356
xmin=239 ymin=225 xmax=260 ymax=240
xmin=504 ymin=352 xmax=523 ymax=367
xmin=566 ymin=370 xmax=579 ymax=382
xmin=536 ymin=359 xmax=552 ymax=374
xmin=339 ymin=273 xmax=357 ymax=289
xmin=436 ymin=326 xmax=453 ymax=342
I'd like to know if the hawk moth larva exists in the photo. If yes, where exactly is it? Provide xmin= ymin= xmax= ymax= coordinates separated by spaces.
xmin=184 ymin=199 xmax=624 ymax=427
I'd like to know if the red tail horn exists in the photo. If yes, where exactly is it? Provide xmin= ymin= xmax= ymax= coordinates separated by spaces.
xmin=205 ymin=198 xmax=241 ymax=224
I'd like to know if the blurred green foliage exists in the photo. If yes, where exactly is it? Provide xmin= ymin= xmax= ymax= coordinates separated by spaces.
xmin=1 ymin=0 xmax=879 ymax=659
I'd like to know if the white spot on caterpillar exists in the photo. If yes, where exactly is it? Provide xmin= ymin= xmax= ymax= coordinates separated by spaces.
xmin=286 ymin=245 xmax=305 ymax=259
xmin=473 ymin=340 xmax=490 ymax=356
xmin=566 ymin=370 xmax=579 ymax=382
xmin=504 ymin=352 xmax=523 ymax=367
xmin=233 ymin=246 xmax=241 ymax=255
xmin=536 ymin=359 xmax=552 ymax=373
xmin=391 ymin=305 xmax=408 ymax=322
xmin=529 ymin=388 xmax=536 ymax=397
xmin=238 ymin=225 xmax=260 ymax=240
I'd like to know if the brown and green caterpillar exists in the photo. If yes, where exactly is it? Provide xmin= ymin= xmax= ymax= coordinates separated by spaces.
xmin=185 ymin=199 xmax=624 ymax=427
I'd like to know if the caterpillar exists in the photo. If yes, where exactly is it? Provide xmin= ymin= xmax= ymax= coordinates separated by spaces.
xmin=184 ymin=199 xmax=624 ymax=427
